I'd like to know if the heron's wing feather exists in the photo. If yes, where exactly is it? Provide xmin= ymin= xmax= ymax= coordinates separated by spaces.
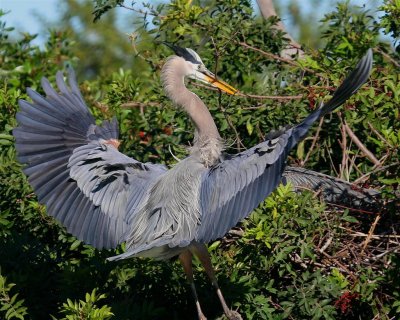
xmin=197 ymin=49 xmax=373 ymax=243
xmin=197 ymin=129 xmax=291 ymax=242
xmin=68 ymin=139 xmax=167 ymax=225
xmin=13 ymin=68 xmax=166 ymax=249
xmin=291 ymin=49 xmax=373 ymax=144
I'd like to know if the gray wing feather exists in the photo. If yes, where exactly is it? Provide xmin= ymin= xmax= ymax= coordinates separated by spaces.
xmin=198 ymin=131 xmax=291 ymax=242
xmin=68 ymin=141 xmax=167 ymax=222
xmin=197 ymin=50 xmax=372 ymax=243
xmin=14 ymin=67 xmax=166 ymax=249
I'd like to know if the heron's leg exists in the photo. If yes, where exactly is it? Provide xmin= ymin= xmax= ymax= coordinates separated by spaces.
xmin=179 ymin=250 xmax=207 ymax=320
xmin=190 ymin=243 xmax=242 ymax=320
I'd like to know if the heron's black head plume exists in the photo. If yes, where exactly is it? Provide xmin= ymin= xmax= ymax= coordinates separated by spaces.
xmin=163 ymin=42 xmax=202 ymax=65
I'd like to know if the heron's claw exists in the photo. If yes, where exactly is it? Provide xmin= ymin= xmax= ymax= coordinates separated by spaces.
xmin=225 ymin=310 xmax=242 ymax=320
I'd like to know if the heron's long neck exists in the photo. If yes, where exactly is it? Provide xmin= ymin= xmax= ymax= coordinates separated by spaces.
xmin=162 ymin=57 xmax=223 ymax=166
xmin=161 ymin=57 xmax=224 ymax=167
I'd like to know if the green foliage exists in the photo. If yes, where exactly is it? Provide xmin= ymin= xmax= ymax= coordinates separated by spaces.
xmin=55 ymin=0 xmax=134 ymax=78
xmin=380 ymin=0 xmax=400 ymax=51
xmin=0 ymin=271 xmax=28 ymax=320
xmin=234 ymin=184 xmax=342 ymax=319
xmin=0 ymin=1 xmax=399 ymax=320
xmin=93 ymin=0 xmax=124 ymax=22
xmin=321 ymin=1 xmax=378 ymax=55
xmin=55 ymin=289 xmax=113 ymax=320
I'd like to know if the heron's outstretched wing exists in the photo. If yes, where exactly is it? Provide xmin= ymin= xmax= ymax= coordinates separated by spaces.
xmin=196 ymin=49 xmax=373 ymax=243
xmin=13 ymin=68 xmax=166 ymax=249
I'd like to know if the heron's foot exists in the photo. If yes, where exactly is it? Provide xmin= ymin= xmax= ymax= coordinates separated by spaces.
xmin=197 ymin=312 xmax=207 ymax=320
xmin=225 ymin=310 xmax=242 ymax=320
xmin=195 ymin=305 xmax=207 ymax=320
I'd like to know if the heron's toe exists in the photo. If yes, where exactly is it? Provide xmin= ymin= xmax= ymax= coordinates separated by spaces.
xmin=226 ymin=310 xmax=242 ymax=320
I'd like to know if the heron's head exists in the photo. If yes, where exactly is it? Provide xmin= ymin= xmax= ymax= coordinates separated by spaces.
xmin=164 ymin=43 xmax=237 ymax=95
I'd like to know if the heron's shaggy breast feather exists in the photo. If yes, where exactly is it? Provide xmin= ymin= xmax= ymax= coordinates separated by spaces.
xmin=123 ymin=157 xmax=205 ymax=257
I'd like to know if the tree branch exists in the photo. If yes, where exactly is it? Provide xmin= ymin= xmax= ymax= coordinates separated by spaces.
xmin=374 ymin=47 xmax=400 ymax=68
xmin=343 ymin=121 xmax=382 ymax=167
xmin=191 ymin=82 xmax=303 ymax=100
xmin=256 ymin=0 xmax=304 ymax=59
xmin=238 ymin=41 xmax=316 ymax=74
xmin=121 ymin=101 xmax=161 ymax=108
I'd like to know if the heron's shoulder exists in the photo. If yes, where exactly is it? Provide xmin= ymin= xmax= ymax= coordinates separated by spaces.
xmin=170 ymin=154 xmax=209 ymax=169
xmin=189 ymin=136 xmax=225 ymax=168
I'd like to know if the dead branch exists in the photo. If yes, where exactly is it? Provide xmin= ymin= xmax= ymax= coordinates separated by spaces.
xmin=368 ymin=121 xmax=394 ymax=148
xmin=239 ymin=41 xmax=299 ymax=67
xmin=238 ymin=41 xmax=316 ymax=74
xmin=302 ymin=117 xmax=324 ymax=165
xmin=354 ymin=162 xmax=399 ymax=184
xmin=121 ymin=101 xmax=161 ymax=108
xmin=374 ymin=47 xmax=400 ymax=68
xmin=361 ymin=214 xmax=381 ymax=255
xmin=343 ymin=121 xmax=382 ymax=167
xmin=256 ymin=0 xmax=304 ymax=59
xmin=191 ymin=82 xmax=303 ymax=100
xmin=237 ymin=92 xmax=303 ymax=101
xmin=339 ymin=118 xmax=349 ymax=180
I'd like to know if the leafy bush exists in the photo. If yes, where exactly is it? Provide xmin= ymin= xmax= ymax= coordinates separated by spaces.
xmin=0 ymin=271 xmax=28 ymax=320
xmin=54 ymin=289 xmax=113 ymax=320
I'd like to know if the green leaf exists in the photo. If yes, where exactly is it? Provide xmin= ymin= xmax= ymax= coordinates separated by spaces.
xmin=246 ymin=118 xmax=254 ymax=135
xmin=69 ymin=239 xmax=81 ymax=251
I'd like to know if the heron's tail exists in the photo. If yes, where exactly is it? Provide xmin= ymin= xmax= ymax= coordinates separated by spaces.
xmin=292 ymin=49 xmax=373 ymax=143
xmin=282 ymin=166 xmax=381 ymax=212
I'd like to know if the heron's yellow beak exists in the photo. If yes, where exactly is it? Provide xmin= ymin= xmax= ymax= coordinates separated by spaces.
xmin=203 ymin=74 xmax=238 ymax=95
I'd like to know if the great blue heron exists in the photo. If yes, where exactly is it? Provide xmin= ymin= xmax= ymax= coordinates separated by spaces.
xmin=13 ymin=45 xmax=372 ymax=320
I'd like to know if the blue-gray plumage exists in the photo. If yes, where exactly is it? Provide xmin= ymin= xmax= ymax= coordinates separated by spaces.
xmin=13 ymin=46 xmax=372 ymax=320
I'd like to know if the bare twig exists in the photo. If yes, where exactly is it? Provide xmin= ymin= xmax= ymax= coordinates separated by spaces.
xmin=238 ymin=41 xmax=317 ymax=74
xmin=343 ymin=121 xmax=382 ymax=167
xmin=326 ymin=144 xmax=340 ymax=177
xmin=342 ymin=229 xmax=400 ymax=240
xmin=339 ymin=118 xmax=349 ymax=180
xmin=119 ymin=3 xmax=165 ymax=19
xmin=239 ymin=41 xmax=298 ymax=66
xmin=374 ymin=47 xmax=400 ymax=68
xmin=373 ymin=247 xmax=399 ymax=260
xmin=210 ymin=36 xmax=220 ymax=77
xmin=368 ymin=121 xmax=393 ymax=148
xmin=319 ymin=235 xmax=333 ymax=253
xmin=217 ymin=91 xmax=246 ymax=151
xmin=255 ymin=0 xmax=304 ymax=59
xmin=361 ymin=214 xmax=381 ymax=255
xmin=237 ymin=92 xmax=303 ymax=101
xmin=354 ymin=162 xmax=399 ymax=184
xmin=302 ymin=117 xmax=324 ymax=165
xmin=325 ymin=203 xmax=378 ymax=215
xmin=121 ymin=101 xmax=161 ymax=108
xmin=319 ymin=250 xmax=356 ymax=279
xmin=228 ymin=229 xmax=244 ymax=237
xmin=191 ymin=82 xmax=303 ymax=100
